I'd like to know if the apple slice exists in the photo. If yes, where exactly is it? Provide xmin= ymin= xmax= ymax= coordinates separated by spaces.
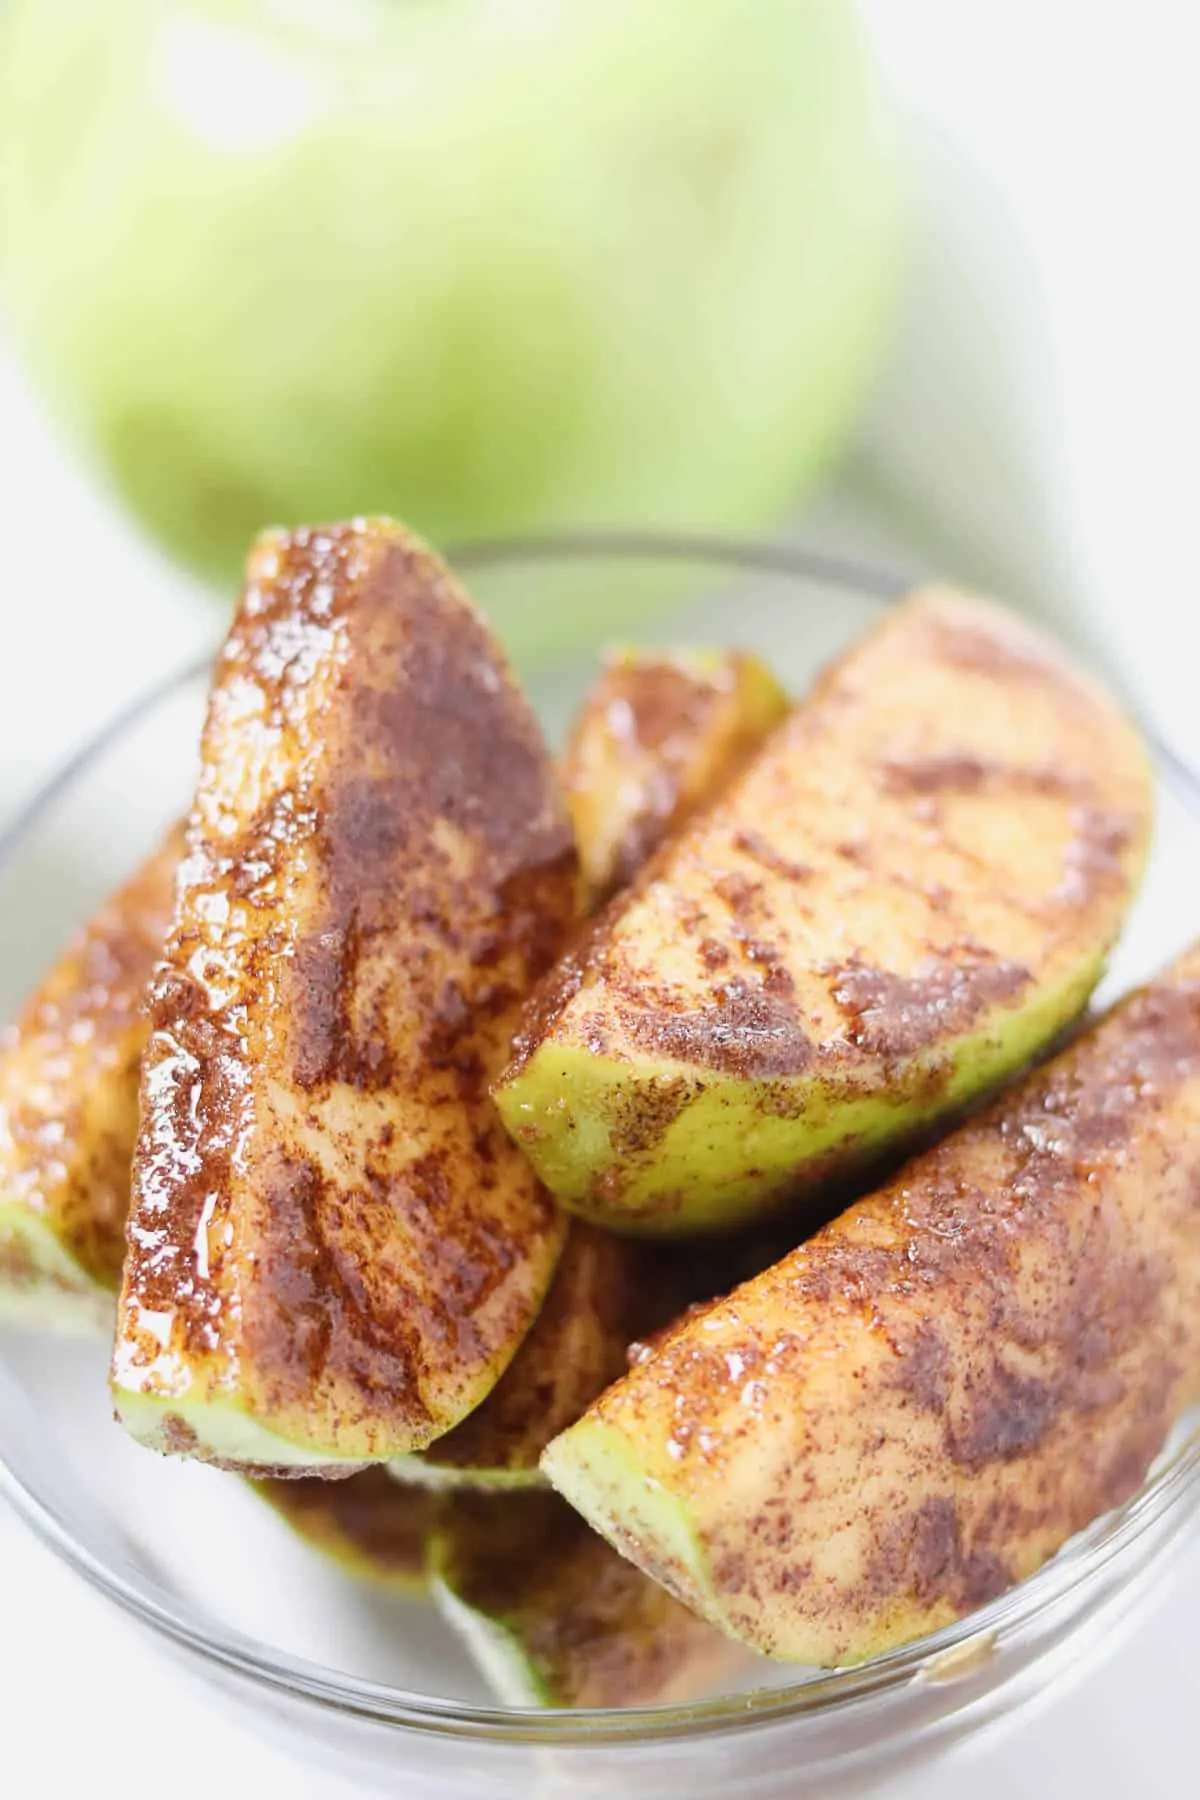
xmin=496 ymin=589 xmax=1153 ymax=1234
xmin=562 ymin=647 xmax=788 ymax=905
xmin=112 ymin=519 xmax=577 ymax=1473
xmin=544 ymin=944 xmax=1200 ymax=1665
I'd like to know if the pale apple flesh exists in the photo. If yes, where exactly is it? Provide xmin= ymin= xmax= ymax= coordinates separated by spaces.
xmin=112 ymin=520 xmax=577 ymax=1472
xmin=542 ymin=943 xmax=1200 ymax=1665
xmin=497 ymin=589 xmax=1153 ymax=1234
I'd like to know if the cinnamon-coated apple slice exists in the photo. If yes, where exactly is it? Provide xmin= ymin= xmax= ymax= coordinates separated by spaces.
xmin=112 ymin=519 xmax=578 ymax=1473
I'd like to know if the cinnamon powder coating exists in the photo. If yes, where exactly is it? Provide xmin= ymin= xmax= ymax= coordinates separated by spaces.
xmin=114 ymin=521 xmax=576 ymax=1464
xmin=418 ymin=1224 xmax=652 ymax=1478
xmin=560 ymin=649 xmax=787 ymax=906
xmin=419 ymin=1224 xmax=727 ymax=1480
xmin=562 ymin=945 xmax=1200 ymax=1663
xmin=0 ymin=826 xmax=181 ymax=1293
xmin=530 ymin=594 xmax=1146 ymax=1086
xmin=498 ymin=587 xmax=1153 ymax=1226
xmin=824 ymin=956 xmax=1032 ymax=1058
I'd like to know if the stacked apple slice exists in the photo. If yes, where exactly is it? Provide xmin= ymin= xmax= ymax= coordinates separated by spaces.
xmin=4 ymin=515 xmax=1195 ymax=1705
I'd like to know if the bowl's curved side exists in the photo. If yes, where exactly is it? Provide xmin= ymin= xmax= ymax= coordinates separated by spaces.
xmin=0 ymin=536 xmax=1198 ymax=1790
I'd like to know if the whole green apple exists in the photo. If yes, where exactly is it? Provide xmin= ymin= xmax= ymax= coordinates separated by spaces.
xmin=0 ymin=0 xmax=902 ymax=649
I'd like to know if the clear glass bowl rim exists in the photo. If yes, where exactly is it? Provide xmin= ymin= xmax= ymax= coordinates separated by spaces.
xmin=2 ymin=528 xmax=1199 ymax=1749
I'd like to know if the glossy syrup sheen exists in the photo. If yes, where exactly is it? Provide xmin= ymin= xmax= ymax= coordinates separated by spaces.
xmin=113 ymin=520 xmax=578 ymax=1467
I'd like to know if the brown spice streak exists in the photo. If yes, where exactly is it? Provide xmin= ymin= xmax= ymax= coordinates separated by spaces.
xmin=731 ymin=829 xmax=813 ymax=882
xmin=120 ymin=523 xmax=575 ymax=1451
xmin=863 ymin=1497 xmax=1013 ymax=1616
xmin=826 ymin=955 xmax=1031 ymax=1059
xmin=598 ymin=954 xmax=1200 ymax=1648
xmin=504 ymin=902 xmax=615 ymax=1080
xmin=879 ymin=754 xmax=990 ymax=795
xmin=612 ymin=659 xmax=727 ymax=756
xmin=425 ymin=1226 xmax=647 ymax=1473
xmin=615 ymin=978 xmax=812 ymax=1080
xmin=924 ymin=614 xmax=1075 ymax=688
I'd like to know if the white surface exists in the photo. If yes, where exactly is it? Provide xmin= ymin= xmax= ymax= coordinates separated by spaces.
xmin=862 ymin=0 xmax=1200 ymax=770
xmin=5 ymin=3 xmax=1200 ymax=1792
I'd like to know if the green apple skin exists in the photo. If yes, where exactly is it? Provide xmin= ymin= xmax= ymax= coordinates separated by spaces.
xmin=0 ymin=0 xmax=902 ymax=651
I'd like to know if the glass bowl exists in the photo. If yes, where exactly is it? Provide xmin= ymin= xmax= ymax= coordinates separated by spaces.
xmin=2 ymin=535 xmax=1199 ymax=1800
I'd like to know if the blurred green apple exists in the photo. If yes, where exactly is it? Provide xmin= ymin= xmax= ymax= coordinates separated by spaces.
xmin=0 ymin=0 xmax=902 ymax=643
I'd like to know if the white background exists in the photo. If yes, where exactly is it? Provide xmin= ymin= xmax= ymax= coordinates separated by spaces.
xmin=4 ymin=3 xmax=1200 ymax=1793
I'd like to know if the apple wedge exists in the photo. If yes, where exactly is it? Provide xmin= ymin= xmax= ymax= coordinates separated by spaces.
xmin=497 ymin=589 xmax=1153 ymax=1233
xmin=562 ymin=647 xmax=788 ymax=905
xmin=112 ymin=519 xmax=577 ymax=1473
xmin=543 ymin=943 xmax=1200 ymax=1665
